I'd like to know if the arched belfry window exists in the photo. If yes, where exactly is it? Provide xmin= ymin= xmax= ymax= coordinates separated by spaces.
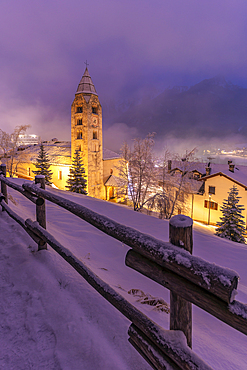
xmin=77 ymin=131 xmax=83 ymax=139
xmin=77 ymin=119 xmax=82 ymax=125
xmin=76 ymin=106 xmax=83 ymax=113
xmin=92 ymin=106 xmax=98 ymax=114
xmin=93 ymin=131 xmax=97 ymax=139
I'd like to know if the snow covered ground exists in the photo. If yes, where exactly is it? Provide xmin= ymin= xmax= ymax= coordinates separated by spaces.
xmin=0 ymin=179 xmax=247 ymax=369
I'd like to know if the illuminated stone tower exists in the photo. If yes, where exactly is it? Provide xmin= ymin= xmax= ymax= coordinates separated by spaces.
xmin=71 ymin=66 xmax=104 ymax=198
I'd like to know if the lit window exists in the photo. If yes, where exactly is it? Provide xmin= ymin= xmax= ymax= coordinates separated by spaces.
xmin=58 ymin=170 xmax=62 ymax=180
xmin=209 ymin=186 xmax=215 ymax=195
xmin=204 ymin=200 xmax=218 ymax=210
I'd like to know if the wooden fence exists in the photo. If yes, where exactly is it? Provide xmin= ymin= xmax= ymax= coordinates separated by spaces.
xmin=0 ymin=164 xmax=246 ymax=370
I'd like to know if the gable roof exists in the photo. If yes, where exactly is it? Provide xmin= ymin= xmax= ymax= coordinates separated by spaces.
xmin=169 ymin=159 xmax=247 ymax=190
xmin=103 ymin=148 xmax=121 ymax=160
xmin=198 ymin=170 xmax=247 ymax=190
xmin=104 ymin=174 xmax=125 ymax=187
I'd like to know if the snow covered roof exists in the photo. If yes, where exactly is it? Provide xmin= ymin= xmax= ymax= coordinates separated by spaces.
xmin=198 ymin=168 xmax=247 ymax=189
xmin=19 ymin=143 xmax=121 ymax=166
xmin=170 ymin=160 xmax=207 ymax=174
xmin=20 ymin=141 xmax=71 ymax=165
xmin=76 ymin=67 xmax=98 ymax=96
xmin=104 ymin=174 xmax=125 ymax=187
xmin=170 ymin=160 xmax=247 ymax=187
xmin=103 ymin=148 xmax=121 ymax=160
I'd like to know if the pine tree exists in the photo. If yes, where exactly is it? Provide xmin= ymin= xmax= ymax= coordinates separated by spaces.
xmin=215 ymin=185 xmax=246 ymax=243
xmin=33 ymin=142 xmax=53 ymax=185
xmin=66 ymin=148 xmax=87 ymax=194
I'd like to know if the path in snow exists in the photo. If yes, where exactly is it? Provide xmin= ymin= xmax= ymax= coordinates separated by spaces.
xmin=0 ymin=209 xmax=151 ymax=370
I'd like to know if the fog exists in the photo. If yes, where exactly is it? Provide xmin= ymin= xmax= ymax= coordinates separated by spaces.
xmin=1 ymin=0 xmax=247 ymax=151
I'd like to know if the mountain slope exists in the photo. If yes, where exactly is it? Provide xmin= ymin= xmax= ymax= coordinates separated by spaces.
xmin=106 ymin=76 xmax=247 ymax=139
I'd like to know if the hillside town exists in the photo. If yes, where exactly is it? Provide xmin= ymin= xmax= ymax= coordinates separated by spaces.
xmin=1 ymin=2 xmax=247 ymax=369
xmin=1 ymin=67 xmax=247 ymax=231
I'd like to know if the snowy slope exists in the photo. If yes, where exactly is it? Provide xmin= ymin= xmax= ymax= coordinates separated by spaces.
xmin=1 ymin=179 xmax=247 ymax=369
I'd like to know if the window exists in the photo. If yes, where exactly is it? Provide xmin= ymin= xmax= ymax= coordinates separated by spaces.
xmin=77 ymin=119 xmax=82 ymax=125
xmin=76 ymin=106 xmax=83 ymax=113
xmin=209 ymin=186 xmax=215 ymax=195
xmin=77 ymin=131 xmax=82 ymax=139
xmin=92 ymin=106 xmax=98 ymax=114
xmin=193 ymin=172 xmax=200 ymax=179
xmin=27 ymin=167 xmax=31 ymax=176
xmin=93 ymin=131 xmax=97 ymax=139
xmin=204 ymin=200 xmax=218 ymax=210
xmin=58 ymin=170 xmax=62 ymax=180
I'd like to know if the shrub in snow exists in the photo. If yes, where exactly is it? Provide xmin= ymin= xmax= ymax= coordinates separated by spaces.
xmin=33 ymin=142 xmax=53 ymax=185
xmin=66 ymin=148 xmax=87 ymax=194
xmin=215 ymin=185 xmax=246 ymax=244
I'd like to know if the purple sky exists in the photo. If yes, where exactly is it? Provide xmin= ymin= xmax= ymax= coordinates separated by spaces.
xmin=1 ymin=0 xmax=247 ymax=144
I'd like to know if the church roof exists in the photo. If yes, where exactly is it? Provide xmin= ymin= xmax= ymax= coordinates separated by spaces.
xmin=76 ymin=67 xmax=98 ymax=96
xmin=104 ymin=174 xmax=126 ymax=187
xmin=103 ymin=148 xmax=120 ymax=160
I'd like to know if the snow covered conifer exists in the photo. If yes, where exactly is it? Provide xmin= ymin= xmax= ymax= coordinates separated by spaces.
xmin=215 ymin=185 xmax=246 ymax=243
xmin=33 ymin=142 xmax=53 ymax=185
xmin=66 ymin=148 xmax=87 ymax=194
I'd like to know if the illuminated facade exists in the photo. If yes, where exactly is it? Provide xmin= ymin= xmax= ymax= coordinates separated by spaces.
xmin=71 ymin=67 xmax=104 ymax=198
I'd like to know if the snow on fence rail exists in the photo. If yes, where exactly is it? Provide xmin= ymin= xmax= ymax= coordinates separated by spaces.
xmin=0 ymin=166 xmax=246 ymax=370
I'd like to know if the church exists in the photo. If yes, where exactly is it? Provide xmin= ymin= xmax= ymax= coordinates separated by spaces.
xmin=12 ymin=66 xmax=123 ymax=201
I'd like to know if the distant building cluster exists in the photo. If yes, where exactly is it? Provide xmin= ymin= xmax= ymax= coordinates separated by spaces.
xmin=17 ymin=134 xmax=40 ymax=147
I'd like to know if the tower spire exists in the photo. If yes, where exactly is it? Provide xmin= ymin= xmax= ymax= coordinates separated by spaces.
xmin=76 ymin=64 xmax=97 ymax=95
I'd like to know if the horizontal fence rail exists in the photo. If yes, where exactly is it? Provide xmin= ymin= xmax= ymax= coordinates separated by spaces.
xmin=0 ymin=170 xmax=246 ymax=370
xmin=22 ymin=182 xmax=239 ymax=304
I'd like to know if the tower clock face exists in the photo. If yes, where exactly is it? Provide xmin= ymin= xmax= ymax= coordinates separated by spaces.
xmin=92 ymin=116 xmax=98 ymax=127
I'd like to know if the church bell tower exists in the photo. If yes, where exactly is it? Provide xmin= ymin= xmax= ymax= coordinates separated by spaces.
xmin=71 ymin=65 xmax=104 ymax=198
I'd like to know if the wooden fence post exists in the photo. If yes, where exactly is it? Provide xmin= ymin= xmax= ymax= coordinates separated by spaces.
xmin=35 ymin=175 xmax=47 ymax=250
xmin=169 ymin=214 xmax=193 ymax=348
xmin=0 ymin=164 xmax=8 ymax=204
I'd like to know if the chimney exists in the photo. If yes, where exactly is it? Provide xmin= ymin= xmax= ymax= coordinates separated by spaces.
xmin=168 ymin=160 xmax=172 ymax=173
xmin=229 ymin=164 xmax=235 ymax=173
xmin=228 ymin=160 xmax=232 ymax=165
xmin=205 ymin=167 xmax=211 ymax=176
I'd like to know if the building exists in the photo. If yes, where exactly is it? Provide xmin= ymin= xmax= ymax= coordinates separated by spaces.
xmin=193 ymin=162 xmax=247 ymax=226
xmin=168 ymin=160 xmax=247 ymax=226
xmin=7 ymin=66 xmax=123 ymax=200
xmin=71 ymin=67 xmax=104 ymax=198
xmin=17 ymin=134 xmax=40 ymax=147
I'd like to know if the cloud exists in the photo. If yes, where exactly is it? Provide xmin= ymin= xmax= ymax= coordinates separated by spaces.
xmin=1 ymin=0 xmax=247 ymax=144
xmin=103 ymin=123 xmax=139 ymax=152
